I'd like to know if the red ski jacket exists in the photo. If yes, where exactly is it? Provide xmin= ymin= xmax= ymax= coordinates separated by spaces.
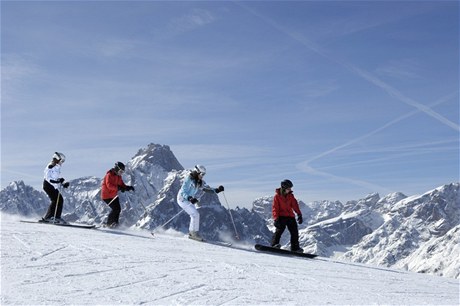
xmin=272 ymin=188 xmax=301 ymax=220
xmin=101 ymin=169 xmax=127 ymax=200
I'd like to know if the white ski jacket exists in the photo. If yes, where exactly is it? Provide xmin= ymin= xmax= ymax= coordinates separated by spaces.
xmin=44 ymin=163 xmax=62 ymax=189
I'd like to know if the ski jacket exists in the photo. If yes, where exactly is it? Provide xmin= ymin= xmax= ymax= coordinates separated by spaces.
xmin=178 ymin=174 xmax=214 ymax=202
xmin=44 ymin=163 xmax=62 ymax=189
xmin=272 ymin=188 xmax=301 ymax=220
xmin=101 ymin=169 xmax=127 ymax=200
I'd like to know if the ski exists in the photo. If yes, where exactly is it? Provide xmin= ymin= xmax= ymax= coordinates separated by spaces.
xmin=254 ymin=244 xmax=318 ymax=259
xmin=188 ymin=235 xmax=232 ymax=247
xmin=95 ymin=227 xmax=154 ymax=239
xmin=205 ymin=240 xmax=232 ymax=247
xmin=20 ymin=220 xmax=96 ymax=229
xmin=188 ymin=235 xmax=205 ymax=242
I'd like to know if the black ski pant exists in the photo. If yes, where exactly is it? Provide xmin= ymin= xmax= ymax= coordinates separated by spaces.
xmin=271 ymin=216 xmax=300 ymax=250
xmin=43 ymin=180 xmax=64 ymax=219
xmin=104 ymin=197 xmax=121 ymax=226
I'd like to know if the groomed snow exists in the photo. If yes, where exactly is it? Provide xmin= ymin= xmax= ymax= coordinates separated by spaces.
xmin=1 ymin=214 xmax=458 ymax=305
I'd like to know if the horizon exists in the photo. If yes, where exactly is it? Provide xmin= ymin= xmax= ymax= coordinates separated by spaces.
xmin=2 ymin=1 xmax=459 ymax=208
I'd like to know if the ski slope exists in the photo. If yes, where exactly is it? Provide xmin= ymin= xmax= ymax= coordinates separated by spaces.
xmin=1 ymin=214 xmax=458 ymax=305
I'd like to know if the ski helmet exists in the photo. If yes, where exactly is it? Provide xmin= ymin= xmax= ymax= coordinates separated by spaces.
xmin=114 ymin=162 xmax=125 ymax=173
xmin=194 ymin=164 xmax=206 ymax=176
xmin=281 ymin=179 xmax=293 ymax=189
xmin=53 ymin=152 xmax=66 ymax=163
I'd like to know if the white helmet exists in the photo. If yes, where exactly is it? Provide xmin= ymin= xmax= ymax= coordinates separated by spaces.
xmin=194 ymin=164 xmax=206 ymax=175
xmin=53 ymin=152 xmax=66 ymax=163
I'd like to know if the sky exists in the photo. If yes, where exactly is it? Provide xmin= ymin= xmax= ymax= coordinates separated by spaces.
xmin=2 ymin=1 xmax=459 ymax=208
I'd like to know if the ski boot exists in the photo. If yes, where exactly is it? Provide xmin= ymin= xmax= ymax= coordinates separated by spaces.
xmin=189 ymin=231 xmax=204 ymax=241
xmin=291 ymin=247 xmax=304 ymax=253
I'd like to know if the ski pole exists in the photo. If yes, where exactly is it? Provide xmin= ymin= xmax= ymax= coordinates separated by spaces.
xmin=98 ymin=195 xmax=120 ymax=226
xmin=151 ymin=210 xmax=184 ymax=234
xmin=101 ymin=195 xmax=119 ymax=217
xmin=139 ymin=201 xmax=148 ymax=211
xmin=52 ymin=185 xmax=62 ymax=224
xmin=138 ymin=201 xmax=149 ymax=218
xmin=106 ymin=195 xmax=119 ymax=206
xmin=221 ymin=192 xmax=240 ymax=240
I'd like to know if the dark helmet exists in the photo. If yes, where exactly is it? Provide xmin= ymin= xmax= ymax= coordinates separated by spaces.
xmin=281 ymin=179 xmax=293 ymax=189
xmin=114 ymin=162 xmax=125 ymax=172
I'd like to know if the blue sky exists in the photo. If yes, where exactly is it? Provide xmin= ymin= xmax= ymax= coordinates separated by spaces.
xmin=2 ymin=1 xmax=459 ymax=208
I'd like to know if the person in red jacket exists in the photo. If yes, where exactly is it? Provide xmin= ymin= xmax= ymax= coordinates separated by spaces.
xmin=271 ymin=179 xmax=304 ymax=252
xmin=101 ymin=162 xmax=134 ymax=228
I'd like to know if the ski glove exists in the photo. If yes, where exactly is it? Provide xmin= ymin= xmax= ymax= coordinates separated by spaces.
xmin=118 ymin=186 xmax=126 ymax=192
xmin=214 ymin=185 xmax=224 ymax=193
xmin=62 ymin=182 xmax=70 ymax=188
xmin=297 ymin=214 xmax=303 ymax=224
xmin=59 ymin=178 xmax=65 ymax=183
xmin=187 ymin=196 xmax=199 ymax=204
xmin=126 ymin=186 xmax=135 ymax=192
xmin=274 ymin=219 xmax=281 ymax=229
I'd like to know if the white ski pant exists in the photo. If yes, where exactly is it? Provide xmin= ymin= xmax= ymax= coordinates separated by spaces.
xmin=177 ymin=196 xmax=200 ymax=232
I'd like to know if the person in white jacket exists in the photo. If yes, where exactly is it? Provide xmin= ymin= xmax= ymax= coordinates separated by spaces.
xmin=177 ymin=165 xmax=224 ymax=240
xmin=42 ymin=152 xmax=70 ymax=223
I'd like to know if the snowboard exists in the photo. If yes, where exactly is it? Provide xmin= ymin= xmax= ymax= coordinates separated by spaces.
xmin=20 ymin=220 xmax=96 ymax=229
xmin=254 ymin=244 xmax=317 ymax=258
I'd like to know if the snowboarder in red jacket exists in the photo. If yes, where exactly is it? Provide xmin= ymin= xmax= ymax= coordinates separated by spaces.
xmin=101 ymin=162 xmax=134 ymax=228
xmin=271 ymin=179 xmax=303 ymax=252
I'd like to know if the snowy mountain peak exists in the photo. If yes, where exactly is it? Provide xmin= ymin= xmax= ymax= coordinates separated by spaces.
xmin=7 ymin=180 xmax=26 ymax=191
xmin=341 ymin=182 xmax=459 ymax=279
xmin=375 ymin=192 xmax=407 ymax=212
xmin=124 ymin=143 xmax=184 ymax=203
xmin=0 ymin=181 xmax=48 ymax=216
xmin=129 ymin=143 xmax=184 ymax=172
xmin=344 ymin=192 xmax=380 ymax=213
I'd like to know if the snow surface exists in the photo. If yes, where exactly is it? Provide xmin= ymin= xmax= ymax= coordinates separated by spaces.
xmin=1 ymin=214 xmax=459 ymax=305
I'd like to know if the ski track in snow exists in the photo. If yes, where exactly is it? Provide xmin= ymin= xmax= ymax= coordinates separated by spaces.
xmin=1 ymin=215 xmax=459 ymax=305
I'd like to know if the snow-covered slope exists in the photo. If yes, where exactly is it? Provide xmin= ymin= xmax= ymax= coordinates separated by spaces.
xmin=1 ymin=214 xmax=458 ymax=305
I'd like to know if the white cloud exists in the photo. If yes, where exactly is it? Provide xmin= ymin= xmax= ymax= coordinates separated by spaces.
xmin=376 ymin=59 xmax=423 ymax=80
xmin=167 ymin=9 xmax=216 ymax=35
xmin=171 ymin=144 xmax=270 ymax=162
xmin=299 ymin=80 xmax=340 ymax=98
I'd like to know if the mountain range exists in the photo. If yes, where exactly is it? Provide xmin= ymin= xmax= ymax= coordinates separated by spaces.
xmin=1 ymin=143 xmax=458 ymax=279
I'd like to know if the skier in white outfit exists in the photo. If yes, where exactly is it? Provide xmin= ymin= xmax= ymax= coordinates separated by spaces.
xmin=177 ymin=165 xmax=224 ymax=240
xmin=42 ymin=152 xmax=70 ymax=223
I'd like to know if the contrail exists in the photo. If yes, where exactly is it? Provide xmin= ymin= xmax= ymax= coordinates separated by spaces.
xmin=298 ymin=162 xmax=392 ymax=194
xmin=237 ymin=2 xmax=460 ymax=132
xmin=237 ymin=3 xmax=459 ymax=192
xmin=345 ymin=64 xmax=459 ymax=132
xmin=304 ymin=91 xmax=458 ymax=164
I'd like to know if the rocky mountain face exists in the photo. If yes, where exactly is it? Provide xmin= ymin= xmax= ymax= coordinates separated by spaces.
xmin=1 ymin=143 xmax=458 ymax=279
xmin=0 ymin=181 xmax=49 ymax=217
xmin=253 ymin=183 xmax=459 ymax=279
xmin=0 ymin=143 xmax=271 ymax=244
xmin=341 ymin=183 xmax=459 ymax=279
